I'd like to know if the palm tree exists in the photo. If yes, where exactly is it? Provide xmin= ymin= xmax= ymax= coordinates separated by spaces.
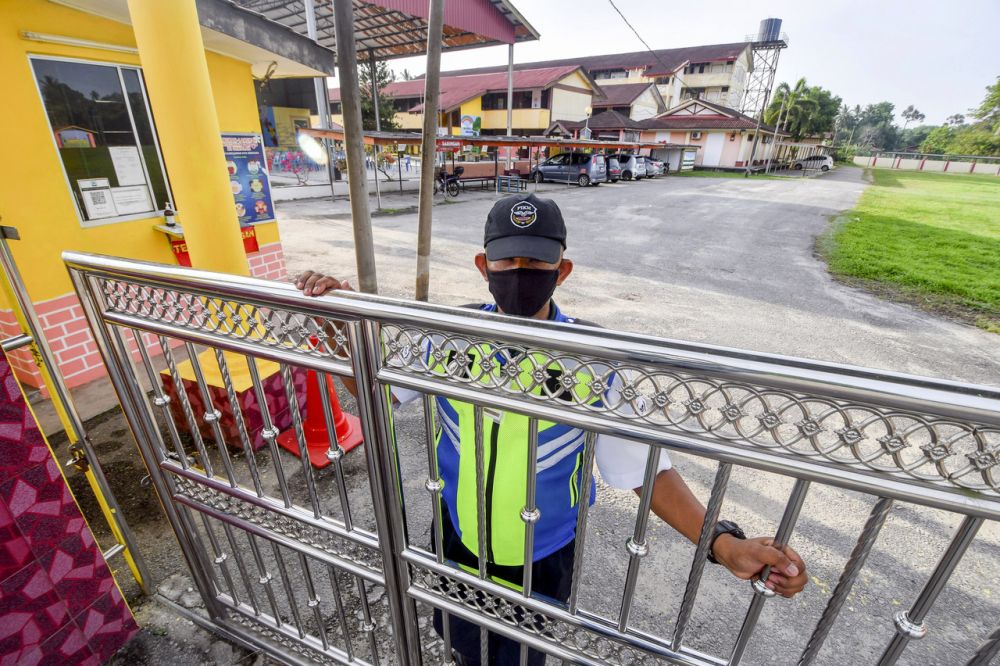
xmin=765 ymin=78 xmax=818 ymax=140
xmin=900 ymin=105 xmax=925 ymax=130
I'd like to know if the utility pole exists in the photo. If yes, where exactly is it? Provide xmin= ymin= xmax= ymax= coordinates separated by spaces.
xmin=332 ymin=0 xmax=377 ymax=293
xmin=506 ymin=42 xmax=514 ymax=169
xmin=369 ymin=49 xmax=382 ymax=210
xmin=414 ymin=0 xmax=444 ymax=302
xmin=303 ymin=0 xmax=336 ymax=196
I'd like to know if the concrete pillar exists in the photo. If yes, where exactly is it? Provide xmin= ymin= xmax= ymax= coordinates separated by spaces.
xmin=126 ymin=0 xmax=249 ymax=275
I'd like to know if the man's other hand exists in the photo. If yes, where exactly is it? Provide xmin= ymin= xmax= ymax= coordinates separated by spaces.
xmin=713 ymin=536 xmax=807 ymax=598
xmin=295 ymin=271 xmax=353 ymax=297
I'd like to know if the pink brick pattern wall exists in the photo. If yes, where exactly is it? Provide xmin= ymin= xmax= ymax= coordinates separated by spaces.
xmin=0 ymin=355 xmax=139 ymax=663
xmin=0 ymin=241 xmax=287 ymax=391
xmin=248 ymin=242 xmax=288 ymax=282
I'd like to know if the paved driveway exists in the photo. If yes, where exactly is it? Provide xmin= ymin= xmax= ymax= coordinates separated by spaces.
xmin=278 ymin=167 xmax=1000 ymax=384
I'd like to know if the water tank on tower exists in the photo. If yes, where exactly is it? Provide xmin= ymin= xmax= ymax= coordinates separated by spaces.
xmin=758 ymin=17 xmax=782 ymax=42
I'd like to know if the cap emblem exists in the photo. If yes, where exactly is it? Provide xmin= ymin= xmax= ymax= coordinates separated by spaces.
xmin=510 ymin=202 xmax=538 ymax=228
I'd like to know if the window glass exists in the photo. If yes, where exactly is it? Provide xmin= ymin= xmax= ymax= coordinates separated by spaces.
xmin=32 ymin=58 xmax=170 ymax=223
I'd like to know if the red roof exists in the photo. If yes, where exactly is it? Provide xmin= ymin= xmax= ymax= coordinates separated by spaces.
xmin=639 ymin=99 xmax=785 ymax=133
xmin=420 ymin=42 xmax=750 ymax=78
xmin=331 ymin=65 xmax=590 ymax=113
xmin=591 ymin=82 xmax=657 ymax=107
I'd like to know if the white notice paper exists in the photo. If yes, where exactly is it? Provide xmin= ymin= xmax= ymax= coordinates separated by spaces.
xmin=108 ymin=146 xmax=146 ymax=186
xmin=110 ymin=185 xmax=153 ymax=215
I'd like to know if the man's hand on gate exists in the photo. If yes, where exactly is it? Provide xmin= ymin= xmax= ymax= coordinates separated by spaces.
xmin=713 ymin=536 xmax=807 ymax=598
xmin=296 ymin=270 xmax=354 ymax=296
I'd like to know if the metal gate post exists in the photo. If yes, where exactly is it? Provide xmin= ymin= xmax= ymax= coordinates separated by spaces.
xmin=348 ymin=318 xmax=421 ymax=664
xmin=66 ymin=268 xmax=225 ymax=617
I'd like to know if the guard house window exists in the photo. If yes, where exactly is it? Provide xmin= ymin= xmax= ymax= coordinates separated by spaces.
xmin=31 ymin=57 xmax=170 ymax=225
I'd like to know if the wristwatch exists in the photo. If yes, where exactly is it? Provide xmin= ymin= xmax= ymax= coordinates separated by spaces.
xmin=708 ymin=520 xmax=746 ymax=564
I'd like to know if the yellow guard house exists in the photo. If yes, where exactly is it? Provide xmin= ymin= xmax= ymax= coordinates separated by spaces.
xmin=0 ymin=0 xmax=334 ymax=389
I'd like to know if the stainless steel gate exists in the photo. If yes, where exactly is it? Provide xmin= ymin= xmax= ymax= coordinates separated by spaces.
xmin=65 ymin=252 xmax=999 ymax=665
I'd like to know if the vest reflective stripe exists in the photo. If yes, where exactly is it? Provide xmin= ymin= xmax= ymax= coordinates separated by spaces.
xmin=433 ymin=342 xmax=602 ymax=566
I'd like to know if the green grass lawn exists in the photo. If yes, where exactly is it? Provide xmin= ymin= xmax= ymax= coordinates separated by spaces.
xmin=825 ymin=170 xmax=1000 ymax=332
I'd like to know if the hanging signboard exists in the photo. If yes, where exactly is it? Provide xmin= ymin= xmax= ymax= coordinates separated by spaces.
xmin=436 ymin=138 xmax=463 ymax=152
xmin=221 ymin=132 xmax=275 ymax=225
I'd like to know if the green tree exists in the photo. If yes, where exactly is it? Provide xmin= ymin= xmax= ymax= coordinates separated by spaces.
xmin=970 ymin=76 xmax=1000 ymax=134
xmin=919 ymin=126 xmax=955 ymax=153
xmin=764 ymin=78 xmax=841 ymax=140
xmin=900 ymin=105 xmax=925 ymax=130
xmin=358 ymin=59 xmax=400 ymax=131
xmin=945 ymin=114 xmax=965 ymax=126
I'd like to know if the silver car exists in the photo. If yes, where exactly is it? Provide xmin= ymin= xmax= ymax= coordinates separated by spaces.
xmin=531 ymin=152 xmax=607 ymax=186
xmin=640 ymin=156 xmax=664 ymax=177
xmin=608 ymin=153 xmax=646 ymax=180
xmin=792 ymin=154 xmax=833 ymax=171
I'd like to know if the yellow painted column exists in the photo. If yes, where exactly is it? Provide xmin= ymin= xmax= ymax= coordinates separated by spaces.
xmin=126 ymin=0 xmax=249 ymax=275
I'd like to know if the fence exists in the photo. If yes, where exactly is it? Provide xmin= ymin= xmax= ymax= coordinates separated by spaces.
xmin=852 ymin=151 xmax=1000 ymax=176
xmin=64 ymin=251 xmax=1000 ymax=665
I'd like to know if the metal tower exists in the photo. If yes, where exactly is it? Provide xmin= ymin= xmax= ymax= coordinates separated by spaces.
xmin=740 ymin=19 xmax=789 ymax=119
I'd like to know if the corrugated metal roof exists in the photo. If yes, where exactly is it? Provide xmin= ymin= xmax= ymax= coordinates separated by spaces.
xmin=228 ymin=0 xmax=539 ymax=61
xmin=591 ymin=83 xmax=656 ymax=107
xmin=331 ymin=65 xmax=587 ymax=112
xmin=420 ymin=41 xmax=751 ymax=78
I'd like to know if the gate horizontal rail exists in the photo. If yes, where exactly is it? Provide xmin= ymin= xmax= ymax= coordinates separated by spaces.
xmin=64 ymin=251 xmax=1000 ymax=666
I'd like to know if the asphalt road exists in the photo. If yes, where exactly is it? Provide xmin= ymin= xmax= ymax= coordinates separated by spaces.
xmin=279 ymin=167 xmax=1000 ymax=384
xmin=271 ymin=168 xmax=999 ymax=665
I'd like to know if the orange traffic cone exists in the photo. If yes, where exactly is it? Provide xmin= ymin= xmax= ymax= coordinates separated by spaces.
xmin=277 ymin=370 xmax=363 ymax=468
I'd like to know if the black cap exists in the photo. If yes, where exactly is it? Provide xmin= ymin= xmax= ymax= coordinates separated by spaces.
xmin=484 ymin=194 xmax=567 ymax=263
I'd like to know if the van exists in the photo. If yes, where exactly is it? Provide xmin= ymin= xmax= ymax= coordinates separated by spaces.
xmin=531 ymin=152 xmax=607 ymax=186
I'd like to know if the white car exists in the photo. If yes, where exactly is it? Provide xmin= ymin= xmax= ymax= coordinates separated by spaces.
xmin=792 ymin=154 xmax=833 ymax=172
xmin=608 ymin=153 xmax=646 ymax=180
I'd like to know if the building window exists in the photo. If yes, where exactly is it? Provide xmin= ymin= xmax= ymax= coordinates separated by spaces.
xmin=482 ymin=92 xmax=506 ymax=110
xmin=31 ymin=56 xmax=171 ymax=225
xmin=691 ymin=131 xmax=703 ymax=140
xmin=330 ymin=102 xmax=342 ymax=114
xmin=654 ymin=76 xmax=671 ymax=85
xmin=593 ymin=69 xmax=628 ymax=80
xmin=725 ymin=62 xmax=734 ymax=73
xmin=391 ymin=97 xmax=416 ymax=112
xmin=685 ymin=63 xmax=707 ymax=75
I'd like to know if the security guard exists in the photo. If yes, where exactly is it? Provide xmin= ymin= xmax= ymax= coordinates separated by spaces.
xmin=297 ymin=193 xmax=807 ymax=665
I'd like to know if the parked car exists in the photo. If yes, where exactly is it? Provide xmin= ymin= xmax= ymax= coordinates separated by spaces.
xmin=531 ymin=152 xmax=607 ymax=186
xmin=607 ymin=153 xmax=646 ymax=180
xmin=641 ymin=156 xmax=664 ymax=177
xmin=606 ymin=157 xmax=622 ymax=183
xmin=792 ymin=154 xmax=833 ymax=171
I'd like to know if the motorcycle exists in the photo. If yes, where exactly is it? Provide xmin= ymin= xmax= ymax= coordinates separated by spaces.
xmin=434 ymin=166 xmax=463 ymax=197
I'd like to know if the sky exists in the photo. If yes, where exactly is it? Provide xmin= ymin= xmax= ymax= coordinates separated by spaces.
xmin=334 ymin=0 xmax=1000 ymax=125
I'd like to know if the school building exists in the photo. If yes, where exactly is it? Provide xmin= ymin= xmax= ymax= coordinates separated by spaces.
xmin=329 ymin=65 xmax=602 ymax=137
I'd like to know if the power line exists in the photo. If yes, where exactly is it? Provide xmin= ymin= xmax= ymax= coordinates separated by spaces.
xmin=605 ymin=0 xmax=694 ymax=94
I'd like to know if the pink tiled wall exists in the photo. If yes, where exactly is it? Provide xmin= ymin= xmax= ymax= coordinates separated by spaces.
xmin=0 ymin=242 xmax=288 ymax=391
xmin=0 ymin=355 xmax=138 ymax=663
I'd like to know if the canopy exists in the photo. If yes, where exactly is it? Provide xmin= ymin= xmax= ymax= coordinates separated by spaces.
xmin=230 ymin=0 xmax=539 ymax=60
xmin=299 ymin=127 xmax=694 ymax=151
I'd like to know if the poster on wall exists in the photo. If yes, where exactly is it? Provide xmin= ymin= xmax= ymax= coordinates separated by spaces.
xmin=221 ymin=132 xmax=275 ymax=225
xmin=460 ymin=115 xmax=481 ymax=137
xmin=108 ymin=146 xmax=146 ymax=186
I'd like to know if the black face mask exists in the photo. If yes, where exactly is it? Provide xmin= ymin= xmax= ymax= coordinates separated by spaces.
xmin=486 ymin=267 xmax=560 ymax=317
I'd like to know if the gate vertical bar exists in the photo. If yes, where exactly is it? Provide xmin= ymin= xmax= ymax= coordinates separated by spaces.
xmin=673 ymin=462 xmax=732 ymax=649
xmin=967 ymin=623 xmax=1000 ymax=666
xmin=877 ymin=515 xmax=984 ymax=666
xmin=798 ymin=497 xmax=894 ymax=665
xmin=352 ymin=319 xmax=419 ymax=664
xmin=65 ymin=267 xmax=220 ymax=612
xmin=730 ymin=478 xmax=811 ymax=665
xmin=422 ymin=394 xmax=454 ymax=663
